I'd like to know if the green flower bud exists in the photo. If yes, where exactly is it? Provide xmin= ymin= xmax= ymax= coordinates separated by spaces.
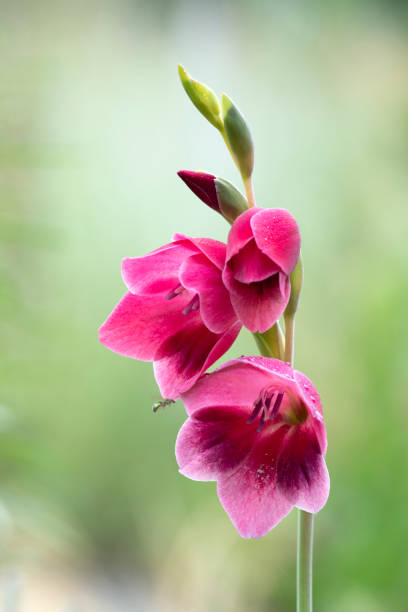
xmin=178 ymin=65 xmax=223 ymax=130
xmin=221 ymin=94 xmax=254 ymax=179
xmin=214 ymin=178 xmax=249 ymax=223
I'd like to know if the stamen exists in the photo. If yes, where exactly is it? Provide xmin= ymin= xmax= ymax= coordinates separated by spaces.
xmin=166 ymin=284 xmax=184 ymax=300
xmin=264 ymin=393 xmax=275 ymax=414
xmin=246 ymin=398 xmax=263 ymax=424
xmin=269 ymin=392 xmax=284 ymax=420
xmin=182 ymin=294 xmax=200 ymax=315
xmin=257 ymin=411 xmax=266 ymax=433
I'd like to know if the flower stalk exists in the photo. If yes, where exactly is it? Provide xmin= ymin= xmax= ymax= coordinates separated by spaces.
xmin=297 ymin=509 xmax=314 ymax=612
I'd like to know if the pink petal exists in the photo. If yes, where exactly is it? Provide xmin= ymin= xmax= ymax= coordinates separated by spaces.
xmin=122 ymin=240 xmax=196 ymax=295
xmin=154 ymin=321 xmax=241 ymax=399
xmin=276 ymin=426 xmax=330 ymax=513
xmin=294 ymin=370 xmax=327 ymax=453
xmin=217 ymin=427 xmax=292 ymax=538
xmin=228 ymin=239 xmax=280 ymax=283
xmin=175 ymin=406 xmax=255 ymax=481
xmin=180 ymin=359 xmax=275 ymax=415
xmin=179 ymin=253 xmax=237 ymax=333
xmin=173 ymin=234 xmax=227 ymax=270
xmin=223 ymin=266 xmax=290 ymax=333
xmin=251 ymin=208 xmax=301 ymax=276
xmin=225 ymin=208 xmax=259 ymax=260
xmin=99 ymin=291 xmax=193 ymax=360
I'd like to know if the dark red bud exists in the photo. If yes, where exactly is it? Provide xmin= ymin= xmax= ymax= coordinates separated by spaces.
xmin=177 ymin=170 xmax=220 ymax=213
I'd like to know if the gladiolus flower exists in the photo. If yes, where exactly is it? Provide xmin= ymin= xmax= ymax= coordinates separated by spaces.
xmin=99 ymin=235 xmax=241 ymax=400
xmin=176 ymin=356 xmax=329 ymax=538
xmin=223 ymin=207 xmax=301 ymax=333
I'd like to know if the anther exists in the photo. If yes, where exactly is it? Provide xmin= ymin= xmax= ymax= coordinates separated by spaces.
xmin=182 ymin=294 xmax=200 ymax=315
xmin=166 ymin=284 xmax=184 ymax=300
xmin=256 ymin=411 xmax=266 ymax=433
xmin=269 ymin=392 xmax=284 ymax=420
xmin=247 ymin=398 xmax=263 ymax=424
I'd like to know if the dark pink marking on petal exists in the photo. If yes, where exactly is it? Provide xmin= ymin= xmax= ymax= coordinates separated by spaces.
xmin=276 ymin=426 xmax=330 ymax=513
xmin=154 ymin=320 xmax=241 ymax=399
xmin=176 ymin=405 xmax=256 ymax=481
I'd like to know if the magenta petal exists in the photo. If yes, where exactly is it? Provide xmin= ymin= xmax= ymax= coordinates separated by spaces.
xmin=179 ymin=254 xmax=236 ymax=333
xmin=251 ymin=208 xmax=301 ymax=276
xmin=223 ymin=267 xmax=290 ymax=333
xmin=294 ymin=370 xmax=327 ymax=453
xmin=225 ymin=207 xmax=260 ymax=260
xmin=276 ymin=427 xmax=330 ymax=513
xmin=217 ymin=428 xmax=292 ymax=538
xmin=180 ymin=359 xmax=275 ymax=415
xmin=176 ymin=406 xmax=255 ymax=481
xmin=122 ymin=241 xmax=195 ymax=295
xmin=98 ymin=291 xmax=195 ymax=361
xmin=153 ymin=321 xmax=241 ymax=399
xmin=173 ymin=234 xmax=227 ymax=270
xmin=229 ymin=239 xmax=280 ymax=283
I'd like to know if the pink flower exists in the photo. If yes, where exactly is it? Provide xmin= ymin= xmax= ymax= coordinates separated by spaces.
xmin=176 ymin=356 xmax=329 ymax=538
xmin=99 ymin=235 xmax=241 ymax=400
xmin=223 ymin=207 xmax=301 ymax=333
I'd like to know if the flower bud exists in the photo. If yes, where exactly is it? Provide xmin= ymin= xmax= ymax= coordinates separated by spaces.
xmin=221 ymin=94 xmax=254 ymax=179
xmin=178 ymin=65 xmax=223 ymax=130
xmin=178 ymin=170 xmax=249 ymax=222
xmin=177 ymin=170 xmax=219 ymax=212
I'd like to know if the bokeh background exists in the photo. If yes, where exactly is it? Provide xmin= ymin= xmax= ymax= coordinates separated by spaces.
xmin=1 ymin=0 xmax=408 ymax=610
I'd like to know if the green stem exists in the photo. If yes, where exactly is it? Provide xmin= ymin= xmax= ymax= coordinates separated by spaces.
xmin=283 ymin=314 xmax=295 ymax=364
xmin=243 ymin=176 xmax=256 ymax=208
xmin=220 ymin=128 xmax=255 ymax=207
xmin=297 ymin=511 xmax=314 ymax=612
xmin=283 ymin=311 xmax=314 ymax=611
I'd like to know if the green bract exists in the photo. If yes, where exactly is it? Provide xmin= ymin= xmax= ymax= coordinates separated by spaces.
xmin=214 ymin=178 xmax=248 ymax=223
xmin=221 ymin=94 xmax=254 ymax=179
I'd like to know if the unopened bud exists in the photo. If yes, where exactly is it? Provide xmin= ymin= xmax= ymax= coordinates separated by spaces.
xmin=177 ymin=170 xmax=219 ymax=212
xmin=178 ymin=170 xmax=249 ymax=222
xmin=178 ymin=65 xmax=223 ymax=130
xmin=221 ymin=94 xmax=254 ymax=179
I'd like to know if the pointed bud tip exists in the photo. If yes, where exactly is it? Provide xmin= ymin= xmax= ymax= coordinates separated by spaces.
xmin=177 ymin=64 xmax=223 ymax=130
xmin=177 ymin=170 xmax=220 ymax=213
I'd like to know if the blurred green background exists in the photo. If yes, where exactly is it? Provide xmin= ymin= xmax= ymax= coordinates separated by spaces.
xmin=1 ymin=0 xmax=408 ymax=610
